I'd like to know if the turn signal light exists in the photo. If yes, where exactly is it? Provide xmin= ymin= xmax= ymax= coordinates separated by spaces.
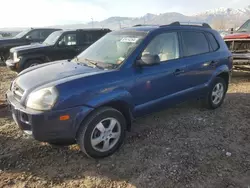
xmin=59 ymin=115 xmax=70 ymax=121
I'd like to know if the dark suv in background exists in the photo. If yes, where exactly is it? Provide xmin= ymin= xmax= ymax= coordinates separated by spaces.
xmin=0 ymin=28 xmax=60 ymax=62
xmin=5 ymin=28 xmax=111 ymax=72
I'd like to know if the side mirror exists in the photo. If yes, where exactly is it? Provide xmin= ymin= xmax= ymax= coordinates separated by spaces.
xmin=25 ymin=35 xmax=32 ymax=40
xmin=136 ymin=54 xmax=160 ymax=66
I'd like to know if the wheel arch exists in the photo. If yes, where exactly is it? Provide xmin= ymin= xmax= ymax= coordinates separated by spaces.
xmin=216 ymin=72 xmax=230 ymax=91
xmin=75 ymin=99 xmax=134 ymax=135
xmin=19 ymin=54 xmax=50 ymax=70
xmin=99 ymin=100 xmax=134 ymax=131
xmin=208 ymin=65 xmax=231 ymax=90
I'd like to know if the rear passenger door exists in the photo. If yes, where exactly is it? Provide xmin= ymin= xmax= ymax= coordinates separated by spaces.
xmin=180 ymin=31 xmax=219 ymax=93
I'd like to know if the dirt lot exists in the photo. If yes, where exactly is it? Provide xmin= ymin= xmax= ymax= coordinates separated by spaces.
xmin=1 ymin=66 xmax=250 ymax=188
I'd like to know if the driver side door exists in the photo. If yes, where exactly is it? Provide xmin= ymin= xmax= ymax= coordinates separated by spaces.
xmin=131 ymin=31 xmax=188 ymax=117
xmin=52 ymin=32 xmax=79 ymax=61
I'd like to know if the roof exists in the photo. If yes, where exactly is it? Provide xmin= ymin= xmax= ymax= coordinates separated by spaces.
xmin=29 ymin=27 xmax=61 ymax=30
xmin=61 ymin=28 xmax=111 ymax=32
xmin=121 ymin=22 xmax=213 ymax=33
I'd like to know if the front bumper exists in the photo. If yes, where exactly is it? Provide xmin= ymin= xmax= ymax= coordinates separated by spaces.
xmin=6 ymin=90 xmax=93 ymax=143
xmin=5 ymin=59 xmax=17 ymax=70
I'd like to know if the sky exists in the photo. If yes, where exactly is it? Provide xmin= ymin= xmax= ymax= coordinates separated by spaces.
xmin=0 ymin=0 xmax=249 ymax=28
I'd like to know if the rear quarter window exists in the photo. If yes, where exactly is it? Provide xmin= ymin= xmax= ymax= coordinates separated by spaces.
xmin=181 ymin=31 xmax=210 ymax=57
xmin=206 ymin=32 xmax=219 ymax=51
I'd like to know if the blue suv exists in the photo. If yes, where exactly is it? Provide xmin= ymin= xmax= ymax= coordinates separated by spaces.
xmin=6 ymin=22 xmax=232 ymax=158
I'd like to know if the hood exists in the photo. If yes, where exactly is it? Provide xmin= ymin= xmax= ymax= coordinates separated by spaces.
xmin=15 ymin=60 xmax=105 ymax=91
xmin=224 ymin=32 xmax=250 ymax=40
xmin=10 ymin=43 xmax=48 ymax=53
xmin=0 ymin=37 xmax=20 ymax=47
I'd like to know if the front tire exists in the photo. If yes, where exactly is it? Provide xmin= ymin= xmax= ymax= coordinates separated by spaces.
xmin=22 ymin=59 xmax=42 ymax=71
xmin=204 ymin=77 xmax=227 ymax=109
xmin=77 ymin=107 xmax=126 ymax=158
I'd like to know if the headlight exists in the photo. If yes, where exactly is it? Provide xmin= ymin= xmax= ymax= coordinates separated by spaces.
xmin=13 ymin=52 xmax=20 ymax=63
xmin=26 ymin=87 xmax=58 ymax=111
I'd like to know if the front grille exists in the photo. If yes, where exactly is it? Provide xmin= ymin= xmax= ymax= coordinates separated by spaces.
xmin=226 ymin=41 xmax=250 ymax=52
xmin=12 ymin=82 xmax=24 ymax=101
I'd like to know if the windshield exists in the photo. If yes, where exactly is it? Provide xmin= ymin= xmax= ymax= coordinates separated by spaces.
xmin=237 ymin=20 xmax=250 ymax=32
xmin=14 ymin=29 xmax=31 ymax=38
xmin=75 ymin=30 xmax=147 ymax=69
xmin=43 ymin=31 xmax=63 ymax=45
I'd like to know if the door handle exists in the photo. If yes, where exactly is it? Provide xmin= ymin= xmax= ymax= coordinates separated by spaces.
xmin=208 ymin=61 xmax=218 ymax=67
xmin=173 ymin=69 xmax=185 ymax=76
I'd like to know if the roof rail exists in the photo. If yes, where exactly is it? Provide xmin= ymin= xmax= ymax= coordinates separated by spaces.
xmin=166 ymin=21 xmax=211 ymax=29
xmin=132 ymin=24 xmax=155 ymax=27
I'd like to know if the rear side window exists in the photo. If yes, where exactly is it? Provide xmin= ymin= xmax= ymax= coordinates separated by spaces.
xmin=78 ymin=31 xmax=105 ymax=45
xmin=91 ymin=31 xmax=104 ymax=42
xmin=206 ymin=32 xmax=219 ymax=51
xmin=78 ymin=32 xmax=94 ymax=45
xmin=181 ymin=31 xmax=210 ymax=57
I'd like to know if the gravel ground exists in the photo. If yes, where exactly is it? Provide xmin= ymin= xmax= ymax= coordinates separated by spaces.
xmin=1 ymin=66 xmax=250 ymax=188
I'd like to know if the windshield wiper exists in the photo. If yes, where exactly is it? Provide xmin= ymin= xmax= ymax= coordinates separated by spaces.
xmin=84 ymin=58 xmax=98 ymax=66
xmin=76 ymin=58 xmax=105 ymax=70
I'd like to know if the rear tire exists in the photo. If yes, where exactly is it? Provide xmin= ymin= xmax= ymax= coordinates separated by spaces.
xmin=203 ymin=77 xmax=227 ymax=109
xmin=77 ymin=107 xmax=126 ymax=159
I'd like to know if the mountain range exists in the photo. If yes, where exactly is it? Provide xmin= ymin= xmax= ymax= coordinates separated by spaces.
xmin=53 ymin=5 xmax=250 ymax=30
xmin=1 ymin=5 xmax=250 ymax=32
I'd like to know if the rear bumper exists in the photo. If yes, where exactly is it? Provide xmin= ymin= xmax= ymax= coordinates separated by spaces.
xmin=6 ymin=90 xmax=93 ymax=143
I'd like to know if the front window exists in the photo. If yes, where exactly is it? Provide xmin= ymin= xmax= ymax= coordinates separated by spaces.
xmin=43 ymin=31 xmax=63 ymax=45
xmin=237 ymin=20 xmax=250 ymax=32
xmin=75 ymin=31 xmax=147 ymax=69
xmin=14 ymin=29 xmax=31 ymax=38
xmin=142 ymin=32 xmax=180 ymax=62
xmin=58 ymin=33 xmax=77 ymax=46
